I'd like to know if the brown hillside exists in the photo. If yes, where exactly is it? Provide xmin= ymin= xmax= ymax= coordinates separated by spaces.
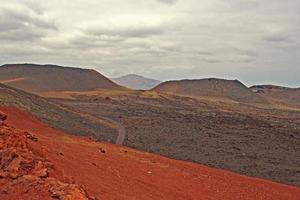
xmin=251 ymin=85 xmax=300 ymax=107
xmin=1 ymin=107 xmax=300 ymax=200
xmin=153 ymin=78 xmax=267 ymax=104
xmin=0 ymin=64 xmax=122 ymax=93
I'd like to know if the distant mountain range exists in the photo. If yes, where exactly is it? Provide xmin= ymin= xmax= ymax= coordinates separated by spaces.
xmin=112 ymin=74 xmax=162 ymax=90
xmin=0 ymin=64 xmax=299 ymax=106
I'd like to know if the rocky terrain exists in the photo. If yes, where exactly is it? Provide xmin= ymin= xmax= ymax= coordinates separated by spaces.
xmin=52 ymin=90 xmax=300 ymax=187
xmin=1 ymin=107 xmax=299 ymax=200
xmin=0 ymin=64 xmax=123 ymax=93
xmin=0 ymin=110 xmax=92 ymax=200
xmin=112 ymin=74 xmax=162 ymax=90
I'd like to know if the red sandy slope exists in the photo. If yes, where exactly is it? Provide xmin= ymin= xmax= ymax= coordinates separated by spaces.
xmin=1 ymin=106 xmax=299 ymax=200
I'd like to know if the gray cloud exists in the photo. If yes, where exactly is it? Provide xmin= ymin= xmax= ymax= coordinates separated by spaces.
xmin=237 ymin=58 xmax=257 ymax=63
xmin=0 ymin=6 xmax=56 ymax=41
xmin=0 ymin=0 xmax=300 ymax=87
xmin=86 ymin=25 xmax=164 ymax=39
xmin=229 ymin=0 xmax=260 ymax=11
xmin=157 ymin=0 xmax=178 ymax=5
xmin=23 ymin=0 xmax=45 ymax=15
xmin=236 ymin=49 xmax=259 ymax=58
xmin=263 ymin=33 xmax=292 ymax=43
xmin=197 ymin=51 xmax=213 ymax=55
xmin=202 ymin=58 xmax=222 ymax=63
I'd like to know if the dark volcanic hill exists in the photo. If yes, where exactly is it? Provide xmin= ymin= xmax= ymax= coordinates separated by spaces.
xmin=250 ymin=85 xmax=300 ymax=106
xmin=0 ymin=64 xmax=122 ymax=93
xmin=153 ymin=78 xmax=267 ymax=104
xmin=112 ymin=74 xmax=162 ymax=90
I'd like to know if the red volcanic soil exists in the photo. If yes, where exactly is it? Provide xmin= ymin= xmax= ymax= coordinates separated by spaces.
xmin=1 ymin=107 xmax=300 ymax=200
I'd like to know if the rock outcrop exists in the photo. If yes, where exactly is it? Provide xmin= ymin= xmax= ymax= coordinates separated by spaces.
xmin=0 ymin=122 xmax=93 ymax=200
xmin=0 ymin=111 xmax=7 ymax=124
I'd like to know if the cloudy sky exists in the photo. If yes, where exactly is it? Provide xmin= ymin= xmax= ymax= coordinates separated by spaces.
xmin=0 ymin=0 xmax=299 ymax=87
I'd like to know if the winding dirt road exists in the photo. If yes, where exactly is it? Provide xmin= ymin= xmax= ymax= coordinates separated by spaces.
xmin=65 ymin=110 xmax=127 ymax=145
xmin=68 ymin=111 xmax=126 ymax=145
xmin=100 ymin=116 xmax=126 ymax=145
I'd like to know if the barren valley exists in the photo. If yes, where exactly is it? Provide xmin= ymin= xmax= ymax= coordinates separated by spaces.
xmin=0 ymin=64 xmax=299 ymax=199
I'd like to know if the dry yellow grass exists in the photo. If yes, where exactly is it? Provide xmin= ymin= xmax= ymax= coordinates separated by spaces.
xmin=40 ymin=88 xmax=134 ymax=99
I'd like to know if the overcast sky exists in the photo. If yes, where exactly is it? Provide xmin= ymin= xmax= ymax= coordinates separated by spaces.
xmin=0 ymin=0 xmax=299 ymax=87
